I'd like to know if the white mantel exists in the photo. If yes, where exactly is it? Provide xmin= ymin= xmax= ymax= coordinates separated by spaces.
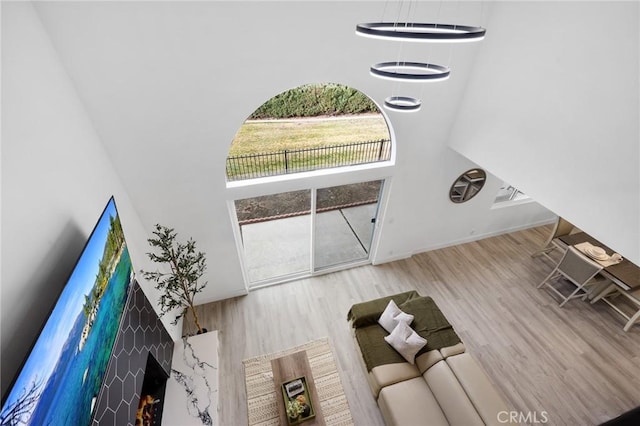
xmin=162 ymin=331 xmax=219 ymax=426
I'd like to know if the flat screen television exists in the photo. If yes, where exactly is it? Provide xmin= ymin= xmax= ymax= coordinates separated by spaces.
xmin=1 ymin=197 xmax=134 ymax=425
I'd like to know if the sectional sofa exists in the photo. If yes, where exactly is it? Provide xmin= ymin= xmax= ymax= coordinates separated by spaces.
xmin=348 ymin=291 xmax=518 ymax=426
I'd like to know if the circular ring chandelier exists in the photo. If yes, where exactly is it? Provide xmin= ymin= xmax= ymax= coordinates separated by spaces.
xmin=371 ymin=61 xmax=450 ymax=82
xmin=356 ymin=22 xmax=486 ymax=42
xmin=384 ymin=96 xmax=421 ymax=112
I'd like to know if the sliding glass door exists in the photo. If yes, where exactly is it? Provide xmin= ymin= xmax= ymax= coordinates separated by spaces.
xmin=234 ymin=180 xmax=384 ymax=287
xmin=314 ymin=180 xmax=383 ymax=271
xmin=234 ymin=190 xmax=311 ymax=284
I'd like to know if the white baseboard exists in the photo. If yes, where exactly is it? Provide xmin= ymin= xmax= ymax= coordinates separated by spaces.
xmin=371 ymin=252 xmax=412 ymax=265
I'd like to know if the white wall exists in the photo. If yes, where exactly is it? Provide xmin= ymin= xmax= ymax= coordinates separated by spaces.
xmin=0 ymin=2 xmax=182 ymax=390
xmin=449 ymin=1 xmax=640 ymax=264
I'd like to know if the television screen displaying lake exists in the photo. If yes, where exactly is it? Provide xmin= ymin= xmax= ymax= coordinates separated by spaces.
xmin=0 ymin=198 xmax=133 ymax=426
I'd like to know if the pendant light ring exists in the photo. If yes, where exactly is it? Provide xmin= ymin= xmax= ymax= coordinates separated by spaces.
xmin=356 ymin=22 xmax=486 ymax=42
xmin=384 ymin=96 xmax=422 ymax=112
xmin=371 ymin=62 xmax=450 ymax=82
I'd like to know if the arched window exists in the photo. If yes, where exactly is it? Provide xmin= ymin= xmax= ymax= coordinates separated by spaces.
xmin=226 ymin=83 xmax=391 ymax=182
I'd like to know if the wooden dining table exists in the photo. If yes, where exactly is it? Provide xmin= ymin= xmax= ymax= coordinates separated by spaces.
xmin=558 ymin=232 xmax=640 ymax=291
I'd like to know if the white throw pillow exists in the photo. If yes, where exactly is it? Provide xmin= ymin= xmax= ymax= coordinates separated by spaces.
xmin=378 ymin=300 xmax=414 ymax=333
xmin=384 ymin=321 xmax=428 ymax=364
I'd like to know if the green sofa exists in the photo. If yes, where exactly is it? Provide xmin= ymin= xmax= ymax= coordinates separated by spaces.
xmin=348 ymin=291 xmax=518 ymax=426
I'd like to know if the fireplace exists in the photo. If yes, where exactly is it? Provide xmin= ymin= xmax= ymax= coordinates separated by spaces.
xmin=136 ymin=353 xmax=168 ymax=426
xmin=91 ymin=282 xmax=174 ymax=426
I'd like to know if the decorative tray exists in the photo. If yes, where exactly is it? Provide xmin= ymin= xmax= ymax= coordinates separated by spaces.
xmin=281 ymin=376 xmax=316 ymax=425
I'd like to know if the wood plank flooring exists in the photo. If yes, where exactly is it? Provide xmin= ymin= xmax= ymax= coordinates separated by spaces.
xmin=183 ymin=226 xmax=640 ymax=426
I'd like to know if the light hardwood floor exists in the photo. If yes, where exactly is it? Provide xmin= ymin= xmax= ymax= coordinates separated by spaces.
xmin=183 ymin=226 xmax=640 ymax=426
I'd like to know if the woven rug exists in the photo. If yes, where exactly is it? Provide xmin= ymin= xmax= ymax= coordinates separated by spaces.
xmin=243 ymin=337 xmax=354 ymax=426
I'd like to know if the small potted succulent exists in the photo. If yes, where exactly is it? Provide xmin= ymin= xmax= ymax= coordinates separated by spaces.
xmin=140 ymin=224 xmax=208 ymax=335
xmin=286 ymin=399 xmax=303 ymax=422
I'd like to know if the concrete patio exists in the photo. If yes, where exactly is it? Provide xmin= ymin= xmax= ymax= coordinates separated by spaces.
xmin=240 ymin=204 xmax=376 ymax=284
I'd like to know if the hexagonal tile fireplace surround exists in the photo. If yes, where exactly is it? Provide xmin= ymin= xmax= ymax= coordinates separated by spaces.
xmin=91 ymin=281 xmax=174 ymax=426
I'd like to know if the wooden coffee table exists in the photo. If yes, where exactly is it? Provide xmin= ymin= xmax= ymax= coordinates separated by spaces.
xmin=271 ymin=350 xmax=325 ymax=425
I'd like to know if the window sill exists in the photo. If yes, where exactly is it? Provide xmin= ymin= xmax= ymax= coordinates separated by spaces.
xmin=225 ymin=160 xmax=394 ymax=189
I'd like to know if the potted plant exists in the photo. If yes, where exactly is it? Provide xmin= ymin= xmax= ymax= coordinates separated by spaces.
xmin=286 ymin=399 xmax=303 ymax=422
xmin=140 ymin=224 xmax=207 ymax=334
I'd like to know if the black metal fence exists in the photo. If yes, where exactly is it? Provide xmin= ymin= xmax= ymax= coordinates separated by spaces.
xmin=226 ymin=139 xmax=391 ymax=181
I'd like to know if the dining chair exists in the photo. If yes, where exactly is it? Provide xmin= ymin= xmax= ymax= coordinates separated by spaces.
xmin=537 ymin=246 xmax=603 ymax=307
xmin=590 ymin=285 xmax=640 ymax=332
xmin=531 ymin=217 xmax=577 ymax=262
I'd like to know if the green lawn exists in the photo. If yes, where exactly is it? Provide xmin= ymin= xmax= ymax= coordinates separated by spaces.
xmin=228 ymin=114 xmax=390 ymax=156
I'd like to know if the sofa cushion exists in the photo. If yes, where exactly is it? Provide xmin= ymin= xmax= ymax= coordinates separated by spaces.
xmin=423 ymin=360 xmax=484 ymax=426
xmin=440 ymin=342 xmax=466 ymax=358
xmin=446 ymin=353 xmax=517 ymax=426
xmin=347 ymin=291 xmax=420 ymax=328
xmin=378 ymin=377 xmax=449 ymax=426
xmin=384 ymin=321 xmax=427 ymax=364
xmin=369 ymin=362 xmax=421 ymax=397
xmin=378 ymin=300 xmax=414 ymax=333
xmin=415 ymin=349 xmax=443 ymax=375
xmin=351 ymin=326 xmax=421 ymax=398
